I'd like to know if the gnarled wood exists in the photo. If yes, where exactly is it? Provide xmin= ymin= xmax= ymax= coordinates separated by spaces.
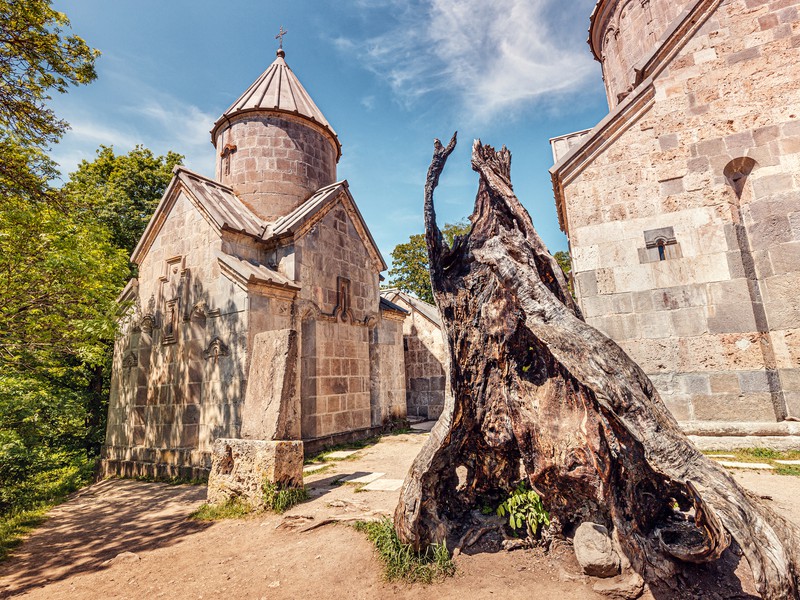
xmin=394 ymin=135 xmax=800 ymax=599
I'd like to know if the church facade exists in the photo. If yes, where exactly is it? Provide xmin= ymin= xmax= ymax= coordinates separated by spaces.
xmin=101 ymin=48 xmax=418 ymax=479
xmin=550 ymin=0 xmax=800 ymax=447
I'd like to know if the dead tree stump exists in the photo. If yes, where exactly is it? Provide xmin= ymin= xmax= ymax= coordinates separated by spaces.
xmin=394 ymin=134 xmax=800 ymax=599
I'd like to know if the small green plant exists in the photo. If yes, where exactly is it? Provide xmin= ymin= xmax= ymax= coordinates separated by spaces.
xmin=776 ymin=464 xmax=800 ymax=477
xmin=354 ymin=518 xmax=455 ymax=583
xmin=263 ymin=481 xmax=309 ymax=513
xmin=190 ymin=497 xmax=252 ymax=521
xmin=496 ymin=482 xmax=550 ymax=539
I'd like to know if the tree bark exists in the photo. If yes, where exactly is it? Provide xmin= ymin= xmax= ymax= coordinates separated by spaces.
xmin=394 ymin=134 xmax=800 ymax=600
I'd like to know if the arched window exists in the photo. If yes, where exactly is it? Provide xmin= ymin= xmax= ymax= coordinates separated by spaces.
xmin=657 ymin=239 xmax=666 ymax=261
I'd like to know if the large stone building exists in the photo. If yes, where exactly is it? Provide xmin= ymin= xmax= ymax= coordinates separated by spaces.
xmin=550 ymin=0 xmax=800 ymax=447
xmin=101 ymin=48 xmax=419 ymax=479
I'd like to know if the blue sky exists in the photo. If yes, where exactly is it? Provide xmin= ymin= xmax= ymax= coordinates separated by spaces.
xmin=51 ymin=0 xmax=610 ymax=264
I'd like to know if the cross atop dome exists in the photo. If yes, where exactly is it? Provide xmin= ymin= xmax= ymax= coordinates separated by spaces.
xmin=275 ymin=25 xmax=288 ymax=56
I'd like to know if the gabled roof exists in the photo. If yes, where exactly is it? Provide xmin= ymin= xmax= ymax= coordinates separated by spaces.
xmin=216 ymin=251 xmax=299 ymax=291
xmin=264 ymin=180 xmax=388 ymax=272
xmin=381 ymin=289 xmax=441 ymax=327
xmin=379 ymin=296 xmax=408 ymax=315
xmin=211 ymin=49 xmax=341 ymax=159
xmin=131 ymin=166 xmax=266 ymax=265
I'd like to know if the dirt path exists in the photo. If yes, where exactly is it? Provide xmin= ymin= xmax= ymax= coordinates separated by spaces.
xmin=1 ymin=431 xmax=797 ymax=600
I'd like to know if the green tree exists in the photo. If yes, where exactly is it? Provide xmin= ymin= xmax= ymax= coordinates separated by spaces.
xmin=0 ymin=0 xmax=99 ymax=202
xmin=65 ymin=145 xmax=184 ymax=256
xmin=0 ymin=193 xmax=128 ymax=513
xmin=554 ymin=250 xmax=571 ymax=277
xmin=0 ymin=1 xmax=119 ymax=527
xmin=388 ymin=220 xmax=471 ymax=304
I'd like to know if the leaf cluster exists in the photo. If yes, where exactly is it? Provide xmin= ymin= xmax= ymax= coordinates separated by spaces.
xmin=0 ymin=0 xmax=98 ymax=149
xmin=496 ymin=482 xmax=550 ymax=538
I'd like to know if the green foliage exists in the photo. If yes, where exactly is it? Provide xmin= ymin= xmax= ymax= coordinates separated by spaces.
xmin=262 ymin=482 xmax=309 ymax=513
xmin=0 ymin=0 xmax=98 ymax=203
xmin=496 ymin=482 xmax=550 ymax=538
xmin=354 ymin=518 xmax=455 ymax=583
xmin=0 ymin=3 xmax=174 ymax=534
xmin=554 ymin=250 xmax=572 ymax=277
xmin=65 ymin=145 xmax=184 ymax=257
xmin=776 ymin=464 xmax=800 ymax=477
xmin=190 ymin=498 xmax=253 ymax=521
xmin=0 ymin=196 xmax=128 ymax=372
xmin=387 ymin=220 xmax=471 ymax=304
xmin=0 ymin=0 xmax=98 ymax=148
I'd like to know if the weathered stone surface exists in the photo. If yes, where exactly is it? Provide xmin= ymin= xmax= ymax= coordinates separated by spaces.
xmin=573 ymin=522 xmax=620 ymax=578
xmin=240 ymin=329 xmax=300 ymax=440
xmin=551 ymin=0 xmax=800 ymax=439
xmin=207 ymin=438 xmax=303 ymax=508
xmin=592 ymin=572 xmax=646 ymax=600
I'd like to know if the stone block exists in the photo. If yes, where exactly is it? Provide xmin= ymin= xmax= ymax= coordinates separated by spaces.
xmin=692 ymin=393 xmax=776 ymax=422
xmin=707 ymin=303 xmax=757 ymax=333
xmin=682 ymin=373 xmax=711 ymax=395
xmin=738 ymin=370 xmax=772 ymax=393
xmin=709 ymin=373 xmax=742 ymax=394
xmin=671 ymin=307 xmax=708 ymax=337
xmin=207 ymin=438 xmax=303 ymax=509
xmin=638 ymin=310 xmax=673 ymax=339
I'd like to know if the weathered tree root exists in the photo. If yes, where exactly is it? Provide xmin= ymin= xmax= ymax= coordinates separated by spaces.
xmin=394 ymin=134 xmax=800 ymax=599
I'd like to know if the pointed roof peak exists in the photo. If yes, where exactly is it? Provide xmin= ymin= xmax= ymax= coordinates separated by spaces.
xmin=211 ymin=48 xmax=340 ymax=159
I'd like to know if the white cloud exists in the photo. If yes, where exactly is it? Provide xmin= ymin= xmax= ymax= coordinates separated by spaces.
xmin=52 ymin=87 xmax=217 ymax=181
xmin=340 ymin=0 xmax=597 ymax=123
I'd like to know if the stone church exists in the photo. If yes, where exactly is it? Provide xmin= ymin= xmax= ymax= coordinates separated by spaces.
xmin=101 ymin=47 xmax=436 ymax=479
xmin=550 ymin=0 xmax=800 ymax=448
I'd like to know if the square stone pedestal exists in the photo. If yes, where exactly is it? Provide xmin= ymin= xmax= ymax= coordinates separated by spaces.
xmin=207 ymin=438 xmax=303 ymax=509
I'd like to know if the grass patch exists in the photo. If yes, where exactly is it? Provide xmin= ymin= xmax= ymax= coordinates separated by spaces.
xmin=303 ymin=463 xmax=335 ymax=477
xmin=775 ymin=464 xmax=800 ymax=477
xmin=0 ymin=457 xmax=96 ymax=561
xmin=263 ymin=482 xmax=309 ymax=514
xmin=0 ymin=506 xmax=48 ymax=561
xmin=704 ymin=448 xmax=800 ymax=476
xmin=189 ymin=497 xmax=252 ymax=521
xmin=354 ymin=518 xmax=455 ymax=584
xmin=304 ymin=437 xmax=380 ymax=465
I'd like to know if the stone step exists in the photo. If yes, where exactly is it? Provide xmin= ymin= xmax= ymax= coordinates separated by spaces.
xmin=345 ymin=472 xmax=385 ymax=484
xmin=362 ymin=478 xmax=404 ymax=492
xmin=775 ymin=459 xmax=800 ymax=465
xmin=303 ymin=463 xmax=328 ymax=474
xmin=716 ymin=460 xmax=774 ymax=470
xmin=325 ymin=450 xmax=359 ymax=460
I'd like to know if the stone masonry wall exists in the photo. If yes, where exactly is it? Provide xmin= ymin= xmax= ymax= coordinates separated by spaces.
xmin=104 ymin=191 xmax=253 ymax=477
xmin=403 ymin=310 xmax=448 ymax=420
xmin=215 ymin=113 xmax=337 ymax=222
xmin=561 ymin=0 xmax=800 ymax=424
xmin=370 ymin=315 xmax=408 ymax=426
xmin=593 ymin=0 xmax=693 ymax=107
xmin=295 ymin=203 xmax=382 ymax=439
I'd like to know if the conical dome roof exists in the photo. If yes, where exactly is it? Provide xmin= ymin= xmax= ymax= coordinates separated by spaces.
xmin=211 ymin=49 xmax=341 ymax=159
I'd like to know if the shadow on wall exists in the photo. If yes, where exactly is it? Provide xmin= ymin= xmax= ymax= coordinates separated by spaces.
xmin=0 ymin=479 xmax=209 ymax=597
xmin=106 ymin=265 xmax=250 ymax=473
